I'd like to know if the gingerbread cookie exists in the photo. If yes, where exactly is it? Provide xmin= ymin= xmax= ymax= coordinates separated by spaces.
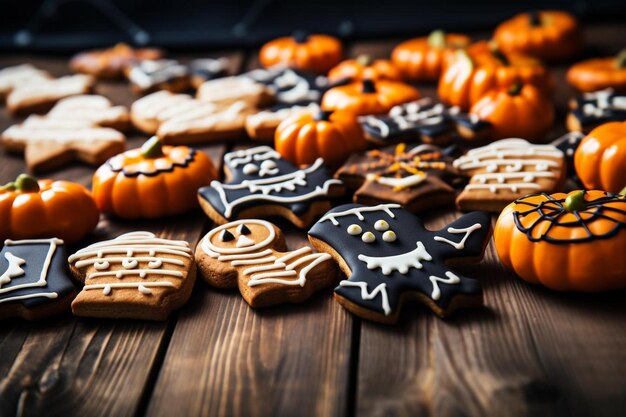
xmin=131 ymin=90 xmax=195 ymax=134
xmin=189 ymin=58 xmax=230 ymax=88
xmin=70 ymin=43 xmax=164 ymax=78
xmin=198 ymin=146 xmax=344 ymax=228
xmin=69 ymin=231 xmax=195 ymax=320
xmin=359 ymin=98 xmax=491 ymax=146
xmin=31 ymin=94 xmax=130 ymax=130
xmin=6 ymin=74 xmax=95 ymax=115
xmin=335 ymin=143 xmax=459 ymax=212
xmin=0 ymin=64 xmax=51 ymax=101
xmin=453 ymin=138 xmax=566 ymax=212
xmin=126 ymin=59 xmax=191 ymax=95
xmin=567 ymin=89 xmax=626 ymax=133
xmin=245 ymin=103 xmax=319 ymax=141
xmin=0 ymin=238 xmax=76 ymax=320
xmin=308 ymin=204 xmax=492 ymax=324
xmin=196 ymin=76 xmax=274 ymax=107
xmin=196 ymin=219 xmax=336 ymax=307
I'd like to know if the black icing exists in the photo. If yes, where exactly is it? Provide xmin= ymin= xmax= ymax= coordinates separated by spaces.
xmin=237 ymin=224 xmax=251 ymax=235
xmin=220 ymin=230 xmax=235 ymax=242
xmin=0 ymin=239 xmax=74 ymax=310
xmin=108 ymin=149 xmax=196 ymax=177
xmin=308 ymin=204 xmax=491 ymax=317
xmin=571 ymin=90 xmax=626 ymax=128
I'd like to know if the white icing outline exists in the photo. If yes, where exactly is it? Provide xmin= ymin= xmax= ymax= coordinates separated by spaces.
xmin=339 ymin=280 xmax=391 ymax=316
xmin=429 ymin=271 xmax=461 ymax=300
xmin=433 ymin=223 xmax=482 ymax=250
xmin=358 ymin=241 xmax=432 ymax=275
xmin=319 ymin=204 xmax=401 ymax=226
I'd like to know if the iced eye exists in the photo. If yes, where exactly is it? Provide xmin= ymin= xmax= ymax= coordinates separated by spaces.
xmin=374 ymin=220 xmax=389 ymax=231
xmin=382 ymin=231 xmax=397 ymax=242
xmin=347 ymin=224 xmax=362 ymax=235
xmin=220 ymin=230 xmax=235 ymax=242
xmin=237 ymin=224 xmax=251 ymax=235
xmin=362 ymin=231 xmax=376 ymax=243
xmin=242 ymin=163 xmax=259 ymax=175
xmin=259 ymin=160 xmax=279 ymax=176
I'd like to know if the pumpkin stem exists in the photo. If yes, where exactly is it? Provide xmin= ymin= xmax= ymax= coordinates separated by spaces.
xmin=427 ymin=30 xmax=446 ymax=48
xmin=508 ymin=82 xmax=523 ymax=96
xmin=529 ymin=11 xmax=542 ymax=27
xmin=141 ymin=136 xmax=165 ymax=159
xmin=292 ymin=31 xmax=309 ymax=44
xmin=362 ymin=79 xmax=376 ymax=93
xmin=356 ymin=55 xmax=373 ymax=67
xmin=564 ymin=190 xmax=587 ymax=212
xmin=315 ymin=110 xmax=334 ymax=121
xmin=615 ymin=49 xmax=626 ymax=69
xmin=489 ymin=42 xmax=510 ymax=66
xmin=13 ymin=174 xmax=40 ymax=192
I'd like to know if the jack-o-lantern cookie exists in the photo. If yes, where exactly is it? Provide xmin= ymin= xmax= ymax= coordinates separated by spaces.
xmin=308 ymin=204 xmax=492 ymax=324
xmin=196 ymin=219 xmax=336 ymax=307
xmin=198 ymin=146 xmax=344 ymax=228
xmin=69 ymin=231 xmax=194 ymax=320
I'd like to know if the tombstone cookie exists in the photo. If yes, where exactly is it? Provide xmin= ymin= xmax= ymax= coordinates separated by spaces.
xmin=189 ymin=58 xmax=230 ymax=88
xmin=335 ymin=143 xmax=459 ymax=212
xmin=125 ymin=59 xmax=191 ymax=95
xmin=196 ymin=219 xmax=336 ymax=307
xmin=567 ymin=89 xmax=626 ymax=133
xmin=7 ymin=74 xmax=95 ymax=115
xmin=0 ymin=64 xmax=51 ymax=101
xmin=69 ymin=232 xmax=194 ymax=320
xmin=0 ymin=238 xmax=76 ymax=320
xmin=198 ymin=146 xmax=344 ymax=228
xmin=453 ymin=138 xmax=566 ymax=212
xmin=360 ymin=98 xmax=491 ymax=146
xmin=308 ymin=204 xmax=492 ymax=324
xmin=70 ymin=43 xmax=164 ymax=78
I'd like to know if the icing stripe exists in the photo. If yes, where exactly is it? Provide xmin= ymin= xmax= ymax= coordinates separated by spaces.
xmin=319 ymin=204 xmax=401 ymax=226
xmin=339 ymin=281 xmax=391 ymax=316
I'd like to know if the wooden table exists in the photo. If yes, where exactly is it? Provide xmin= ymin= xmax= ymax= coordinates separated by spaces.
xmin=1 ymin=21 xmax=626 ymax=417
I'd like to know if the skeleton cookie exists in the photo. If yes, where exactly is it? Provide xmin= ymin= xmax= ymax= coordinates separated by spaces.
xmin=198 ymin=146 xmax=344 ymax=228
xmin=196 ymin=219 xmax=336 ymax=307
xmin=308 ymin=204 xmax=492 ymax=324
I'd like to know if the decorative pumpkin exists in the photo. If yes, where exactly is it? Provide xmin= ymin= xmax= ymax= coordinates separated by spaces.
xmin=0 ymin=174 xmax=99 ymax=243
xmin=92 ymin=136 xmax=217 ymax=219
xmin=469 ymin=82 xmax=554 ymax=140
xmin=567 ymin=50 xmax=626 ymax=92
xmin=574 ymin=121 xmax=626 ymax=193
xmin=391 ymin=30 xmax=472 ymax=81
xmin=259 ymin=31 xmax=343 ymax=74
xmin=275 ymin=109 xmax=366 ymax=167
xmin=321 ymin=79 xmax=421 ymax=116
xmin=438 ymin=42 xmax=553 ymax=111
xmin=494 ymin=10 xmax=582 ymax=62
xmin=327 ymin=55 xmax=402 ymax=83
xmin=495 ymin=190 xmax=626 ymax=292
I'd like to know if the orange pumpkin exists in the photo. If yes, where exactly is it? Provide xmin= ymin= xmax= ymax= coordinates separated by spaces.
xmin=259 ymin=32 xmax=343 ymax=74
xmin=469 ymin=82 xmax=554 ymax=140
xmin=275 ymin=109 xmax=366 ymax=167
xmin=567 ymin=50 xmax=626 ymax=92
xmin=0 ymin=174 xmax=99 ymax=243
xmin=92 ymin=136 xmax=217 ymax=219
xmin=438 ymin=42 xmax=553 ymax=111
xmin=327 ymin=55 xmax=402 ymax=83
xmin=494 ymin=10 xmax=582 ymax=62
xmin=391 ymin=30 xmax=471 ymax=81
xmin=321 ymin=79 xmax=421 ymax=116
xmin=574 ymin=121 xmax=626 ymax=193
xmin=495 ymin=190 xmax=626 ymax=292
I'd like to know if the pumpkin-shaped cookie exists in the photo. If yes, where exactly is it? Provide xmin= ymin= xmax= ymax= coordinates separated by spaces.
xmin=469 ymin=82 xmax=554 ymax=140
xmin=495 ymin=190 xmax=626 ymax=292
xmin=321 ymin=79 xmax=421 ymax=116
xmin=259 ymin=32 xmax=343 ymax=74
xmin=494 ymin=11 xmax=582 ymax=62
xmin=328 ymin=55 xmax=401 ymax=83
xmin=574 ymin=121 xmax=626 ymax=193
xmin=0 ymin=174 xmax=99 ymax=243
xmin=438 ymin=42 xmax=553 ymax=110
xmin=391 ymin=30 xmax=471 ymax=81
xmin=93 ymin=136 xmax=217 ymax=219
xmin=275 ymin=109 xmax=365 ymax=167
xmin=567 ymin=50 xmax=626 ymax=92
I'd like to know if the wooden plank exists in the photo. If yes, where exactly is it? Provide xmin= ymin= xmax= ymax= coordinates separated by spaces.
xmin=0 ymin=51 xmax=240 ymax=416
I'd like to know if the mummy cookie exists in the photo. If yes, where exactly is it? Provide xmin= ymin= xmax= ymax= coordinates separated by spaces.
xmin=359 ymin=98 xmax=491 ymax=146
xmin=126 ymin=59 xmax=191 ymax=95
xmin=196 ymin=219 xmax=336 ymax=307
xmin=189 ymin=58 xmax=230 ymax=88
xmin=131 ymin=90 xmax=196 ymax=134
xmin=308 ymin=204 xmax=492 ymax=324
xmin=0 ymin=238 xmax=76 ymax=320
xmin=6 ymin=74 xmax=95 ymax=115
xmin=0 ymin=64 xmax=51 ymax=101
xmin=70 ymin=43 xmax=164 ymax=78
xmin=69 ymin=232 xmax=195 ymax=320
xmin=567 ymin=89 xmax=626 ymax=133
xmin=335 ymin=143 xmax=459 ymax=213
xmin=198 ymin=146 xmax=344 ymax=228
xmin=245 ymin=103 xmax=320 ymax=141
xmin=196 ymin=76 xmax=274 ymax=107
xmin=453 ymin=138 xmax=566 ymax=212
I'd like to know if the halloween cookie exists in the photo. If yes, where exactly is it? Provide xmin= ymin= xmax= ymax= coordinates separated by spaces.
xmin=567 ymin=89 xmax=626 ymax=133
xmin=6 ymin=74 xmax=95 ymax=115
xmin=93 ymin=136 xmax=217 ymax=219
xmin=189 ymin=58 xmax=230 ymax=88
xmin=245 ymin=103 xmax=319 ymax=141
xmin=495 ymin=190 xmax=626 ymax=292
xmin=0 ymin=64 xmax=51 ymax=101
xmin=196 ymin=76 xmax=274 ymax=107
xmin=0 ymin=238 xmax=75 ymax=320
xmin=196 ymin=219 xmax=336 ymax=307
xmin=198 ymin=146 xmax=344 ymax=228
xmin=454 ymin=138 xmax=566 ymax=212
xmin=125 ymin=59 xmax=191 ymax=95
xmin=130 ymin=90 xmax=196 ymax=134
xmin=70 ymin=43 xmax=164 ymax=78
xmin=259 ymin=32 xmax=343 ymax=74
xmin=308 ymin=203 xmax=492 ymax=324
xmin=359 ymin=97 xmax=490 ymax=146
xmin=335 ymin=143 xmax=458 ymax=212
xmin=43 ymin=95 xmax=130 ymax=131
xmin=245 ymin=67 xmax=332 ymax=106
xmin=69 ymin=231 xmax=194 ymax=320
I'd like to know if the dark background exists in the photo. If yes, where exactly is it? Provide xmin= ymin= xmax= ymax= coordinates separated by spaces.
xmin=0 ymin=0 xmax=624 ymax=52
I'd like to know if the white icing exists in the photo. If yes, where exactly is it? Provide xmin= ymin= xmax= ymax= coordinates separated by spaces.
xmin=382 ymin=231 xmax=397 ymax=242
xmin=361 ymin=232 xmax=376 ymax=243
xmin=236 ymin=235 xmax=255 ymax=248
xmin=224 ymin=146 xmax=281 ymax=169
xmin=429 ymin=271 xmax=461 ymax=300
xmin=339 ymin=280 xmax=391 ymax=316
xmin=0 ymin=252 xmax=26 ymax=286
xmin=243 ymin=163 xmax=259 ymax=175
xmin=259 ymin=160 xmax=279 ymax=176
xmin=375 ymin=220 xmax=389 ymax=231
xmin=358 ymin=241 xmax=432 ymax=275
xmin=433 ymin=223 xmax=482 ymax=250
xmin=7 ymin=75 xmax=93 ymax=109
xmin=319 ymin=204 xmax=401 ymax=226
xmin=83 ymin=281 xmax=176 ymax=295
xmin=347 ymin=224 xmax=362 ymax=235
